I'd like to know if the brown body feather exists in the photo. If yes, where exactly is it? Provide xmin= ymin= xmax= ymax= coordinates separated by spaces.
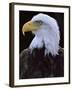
xmin=19 ymin=47 xmax=64 ymax=79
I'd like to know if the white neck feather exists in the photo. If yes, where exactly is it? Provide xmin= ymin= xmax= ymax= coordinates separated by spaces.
xmin=29 ymin=14 xmax=60 ymax=56
xmin=29 ymin=26 xmax=60 ymax=56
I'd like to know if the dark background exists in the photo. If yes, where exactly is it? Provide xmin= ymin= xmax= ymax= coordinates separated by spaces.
xmin=19 ymin=11 xmax=64 ymax=53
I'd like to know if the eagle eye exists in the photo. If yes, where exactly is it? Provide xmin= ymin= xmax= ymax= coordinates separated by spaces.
xmin=35 ymin=20 xmax=43 ymax=25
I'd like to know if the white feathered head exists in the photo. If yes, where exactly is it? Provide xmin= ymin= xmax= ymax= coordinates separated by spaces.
xmin=22 ymin=13 xmax=60 ymax=56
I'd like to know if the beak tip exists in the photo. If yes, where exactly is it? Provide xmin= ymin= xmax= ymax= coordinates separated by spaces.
xmin=23 ymin=32 xmax=25 ymax=36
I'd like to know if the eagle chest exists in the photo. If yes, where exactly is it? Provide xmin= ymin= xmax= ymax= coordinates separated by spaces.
xmin=20 ymin=48 xmax=64 ymax=79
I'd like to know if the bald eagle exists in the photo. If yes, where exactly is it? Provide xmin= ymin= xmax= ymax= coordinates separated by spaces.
xmin=20 ymin=13 xmax=64 ymax=79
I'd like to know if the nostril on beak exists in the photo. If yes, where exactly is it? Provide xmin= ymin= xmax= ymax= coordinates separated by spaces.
xmin=28 ymin=23 xmax=31 ymax=25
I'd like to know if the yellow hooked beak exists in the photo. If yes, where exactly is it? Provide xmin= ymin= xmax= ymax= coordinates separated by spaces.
xmin=22 ymin=21 xmax=41 ymax=35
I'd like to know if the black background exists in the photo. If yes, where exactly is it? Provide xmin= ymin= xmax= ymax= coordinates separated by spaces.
xmin=19 ymin=11 xmax=64 ymax=53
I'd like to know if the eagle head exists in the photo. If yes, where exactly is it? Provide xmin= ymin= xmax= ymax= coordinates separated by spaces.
xmin=22 ymin=13 xmax=60 ymax=56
